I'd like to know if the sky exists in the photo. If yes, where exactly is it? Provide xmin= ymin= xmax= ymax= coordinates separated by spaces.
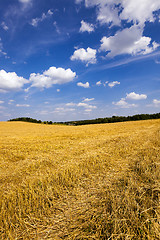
xmin=0 ymin=0 xmax=160 ymax=122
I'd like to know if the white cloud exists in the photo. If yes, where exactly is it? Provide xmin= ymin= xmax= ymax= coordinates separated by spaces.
xmin=97 ymin=2 xmax=121 ymax=26
xmin=8 ymin=100 xmax=14 ymax=105
xmin=77 ymin=102 xmax=97 ymax=109
xmin=112 ymin=98 xmax=137 ymax=108
xmin=71 ymin=47 xmax=97 ymax=65
xmin=48 ymin=10 xmax=53 ymax=15
xmin=55 ymin=108 xmax=64 ymax=112
xmin=65 ymin=108 xmax=75 ymax=112
xmin=85 ymin=109 xmax=92 ymax=112
xmin=0 ymin=100 xmax=4 ymax=104
xmin=24 ymin=87 xmax=30 ymax=93
xmin=0 ymin=70 xmax=28 ymax=92
xmin=108 ymin=81 xmax=120 ymax=88
xmin=19 ymin=0 xmax=31 ymax=3
xmin=65 ymin=101 xmax=96 ymax=112
xmin=113 ymin=91 xmax=147 ymax=108
xmin=16 ymin=104 xmax=30 ymax=107
xmin=113 ymin=98 xmax=127 ymax=108
xmin=120 ymin=0 xmax=160 ymax=25
xmin=80 ymin=20 xmax=94 ymax=33
xmin=57 ymin=89 xmax=60 ymax=92
xmin=77 ymin=0 xmax=122 ymax=26
xmin=77 ymin=82 xmax=90 ymax=88
xmin=75 ymin=0 xmax=83 ymax=3
xmin=30 ymin=66 xmax=76 ymax=89
xmin=126 ymin=92 xmax=147 ymax=100
xmin=77 ymin=1 xmax=160 ymax=59
xmin=153 ymin=99 xmax=160 ymax=106
xmin=83 ymin=97 xmax=94 ymax=102
xmin=66 ymin=102 xmax=76 ymax=106
xmin=96 ymin=80 xmax=102 ymax=86
xmin=1 ymin=22 xmax=9 ymax=31
xmin=80 ymin=0 xmax=160 ymax=26
xmin=54 ymin=107 xmax=75 ymax=113
xmin=100 ymin=25 xmax=159 ymax=57
xmin=31 ymin=10 xmax=53 ymax=27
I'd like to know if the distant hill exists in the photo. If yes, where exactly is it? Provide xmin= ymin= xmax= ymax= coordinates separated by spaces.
xmin=8 ymin=112 xmax=160 ymax=126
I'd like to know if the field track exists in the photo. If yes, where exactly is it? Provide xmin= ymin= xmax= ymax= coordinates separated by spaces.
xmin=0 ymin=120 xmax=160 ymax=239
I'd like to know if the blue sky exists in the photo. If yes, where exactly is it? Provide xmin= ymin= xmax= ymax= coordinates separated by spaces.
xmin=0 ymin=0 xmax=160 ymax=121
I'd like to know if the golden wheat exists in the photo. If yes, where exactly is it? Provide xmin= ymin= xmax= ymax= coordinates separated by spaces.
xmin=0 ymin=120 xmax=160 ymax=239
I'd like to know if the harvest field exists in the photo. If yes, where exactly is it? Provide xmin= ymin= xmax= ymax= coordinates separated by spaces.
xmin=0 ymin=120 xmax=160 ymax=239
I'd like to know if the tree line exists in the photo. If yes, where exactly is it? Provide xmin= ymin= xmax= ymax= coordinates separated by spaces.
xmin=8 ymin=112 xmax=160 ymax=126
xmin=8 ymin=117 xmax=53 ymax=124
xmin=64 ymin=113 xmax=160 ymax=126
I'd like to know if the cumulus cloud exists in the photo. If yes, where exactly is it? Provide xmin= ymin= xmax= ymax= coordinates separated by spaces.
xmin=126 ymin=92 xmax=147 ymax=100
xmin=65 ymin=101 xmax=96 ymax=111
xmin=77 ymin=102 xmax=97 ymax=109
xmin=113 ymin=91 xmax=147 ymax=108
xmin=83 ymin=97 xmax=94 ymax=102
xmin=77 ymin=82 xmax=90 ymax=88
xmin=30 ymin=66 xmax=76 ymax=89
xmin=100 ymin=25 xmax=159 ymax=57
xmin=120 ymin=0 xmax=160 ymax=25
xmin=112 ymin=98 xmax=137 ymax=108
xmin=96 ymin=80 xmax=102 ymax=86
xmin=96 ymin=2 xmax=121 ymax=26
xmin=79 ymin=0 xmax=160 ymax=26
xmin=31 ymin=9 xmax=53 ymax=27
xmin=0 ymin=70 xmax=28 ymax=92
xmin=71 ymin=47 xmax=97 ymax=65
xmin=77 ymin=1 xmax=160 ymax=58
xmin=108 ymin=81 xmax=120 ymax=88
xmin=16 ymin=104 xmax=30 ymax=107
xmin=76 ymin=0 xmax=118 ymax=26
xmin=153 ymin=99 xmax=160 ymax=106
xmin=80 ymin=20 xmax=94 ymax=33
xmin=66 ymin=102 xmax=76 ymax=106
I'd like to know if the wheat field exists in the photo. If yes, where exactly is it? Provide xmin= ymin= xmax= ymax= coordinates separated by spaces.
xmin=0 ymin=120 xmax=160 ymax=239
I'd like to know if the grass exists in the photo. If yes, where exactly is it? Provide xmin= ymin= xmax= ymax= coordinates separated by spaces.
xmin=0 ymin=120 xmax=159 ymax=239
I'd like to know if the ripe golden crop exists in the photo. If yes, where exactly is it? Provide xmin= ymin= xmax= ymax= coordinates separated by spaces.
xmin=0 ymin=120 xmax=159 ymax=239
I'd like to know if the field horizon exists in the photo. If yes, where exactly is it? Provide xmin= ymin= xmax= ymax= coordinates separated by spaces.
xmin=0 ymin=119 xmax=160 ymax=239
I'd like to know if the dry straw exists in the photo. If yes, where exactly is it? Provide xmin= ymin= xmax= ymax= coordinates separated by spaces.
xmin=0 ymin=120 xmax=159 ymax=239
